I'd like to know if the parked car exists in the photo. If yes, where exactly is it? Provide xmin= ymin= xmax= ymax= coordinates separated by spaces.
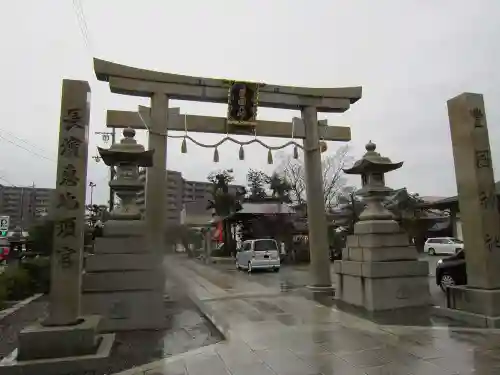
xmin=236 ymin=239 xmax=280 ymax=273
xmin=435 ymin=249 xmax=466 ymax=291
xmin=424 ymin=237 xmax=464 ymax=255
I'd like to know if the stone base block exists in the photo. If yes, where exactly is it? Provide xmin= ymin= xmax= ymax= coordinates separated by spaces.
xmin=432 ymin=306 xmax=500 ymax=328
xmin=354 ymin=220 xmax=400 ymax=234
xmin=83 ymin=270 xmax=165 ymax=292
xmin=82 ymin=290 xmax=166 ymax=331
xmin=343 ymin=246 xmax=418 ymax=262
xmin=85 ymin=253 xmax=162 ymax=272
xmin=0 ymin=333 xmax=114 ymax=375
xmin=17 ymin=315 xmax=101 ymax=361
xmin=446 ymin=285 xmax=500 ymax=316
xmin=347 ymin=233 xmax=410 ymax=248
xmin=103 ymin=220 xmax=145 ymax=237
xmin=335 ymin=259 xmax=430 ymax=311
xmin=335 ymin=273 xmax=430 ymax=311
xmin=334 ymin=259 xmax=428 ymax=278
xmin=94 ymin=236 xmax=147 ymax=254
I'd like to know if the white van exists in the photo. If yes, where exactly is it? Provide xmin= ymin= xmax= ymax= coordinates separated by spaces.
xmin=424 ymin=237 xmax=464 ymax=255
xmin=236 ymin=239 xmax=280 ymax=273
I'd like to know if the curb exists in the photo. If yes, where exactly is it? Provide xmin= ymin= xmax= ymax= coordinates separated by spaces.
xmin=0 ymin=293 xmax=43 ymax=322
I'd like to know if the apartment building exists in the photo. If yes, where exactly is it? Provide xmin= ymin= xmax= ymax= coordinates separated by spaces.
xmin=0 ymin=184 xmax=55 ymax=229
xmin=137 ymin=169 xmax=243 ymax=226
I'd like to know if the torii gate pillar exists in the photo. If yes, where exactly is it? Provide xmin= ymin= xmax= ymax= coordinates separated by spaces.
xmin=302 ymin=107 xmax=332 ymax=289
xmin=147 ymin=93 xmax=169 ymax=252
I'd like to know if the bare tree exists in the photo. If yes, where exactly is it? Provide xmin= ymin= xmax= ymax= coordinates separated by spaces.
xmin=275 ymin=145 xmax=352 ymax=209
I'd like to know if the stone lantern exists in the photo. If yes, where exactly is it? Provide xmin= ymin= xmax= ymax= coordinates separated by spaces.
xmin=82 ymin=128 xmax=166 ymax=331
xmin=97 ymin=127 xmax=153 ymax=223
xmin=344 ymin=140 xmax=403 ymax=227
xmin=334 ymin=141 xmax=430 ymax=312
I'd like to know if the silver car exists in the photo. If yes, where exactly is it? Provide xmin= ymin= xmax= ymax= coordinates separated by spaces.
xmin=236 ymin=239 xmax=280 ymax=273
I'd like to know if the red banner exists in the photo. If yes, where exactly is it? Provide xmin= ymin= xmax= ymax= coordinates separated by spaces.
xmin=212 ymin=221 xmax=223 ymax=242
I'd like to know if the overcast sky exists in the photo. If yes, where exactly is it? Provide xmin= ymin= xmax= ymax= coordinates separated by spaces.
xmin=0 ymin=0 xmax=499 ymax=205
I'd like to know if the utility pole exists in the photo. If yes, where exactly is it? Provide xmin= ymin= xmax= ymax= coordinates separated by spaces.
xmin=89 ymin=181 xmax=96 ymax=206
xmin=30 ymin=182 xmax=35 ymax=229
xmin=94 ymin=128 xmax=116 ymax=211
xmin=19 ymin=187 xmax=24 ymax=231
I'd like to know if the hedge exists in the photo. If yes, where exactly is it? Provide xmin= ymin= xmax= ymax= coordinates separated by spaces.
xmin=0 ymin=256 xmax=51 ymax=306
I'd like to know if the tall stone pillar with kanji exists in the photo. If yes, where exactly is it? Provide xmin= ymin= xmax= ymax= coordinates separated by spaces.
xmin=0 ymin=80 xmax=114 ymax=375
xmin=435 ymin=93 xmax=500 ymax=327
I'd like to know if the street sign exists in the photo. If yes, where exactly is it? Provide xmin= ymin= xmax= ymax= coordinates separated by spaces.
xmin=0 ymin=216 xmax=9 ymax=234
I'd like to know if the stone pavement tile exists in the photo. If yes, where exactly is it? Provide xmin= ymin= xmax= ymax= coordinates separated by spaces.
xmin=378 ymin=329 xmax=493 ymax=362
xmin=143 ymin=359 xmax=187 ymax=375
xmin=318 ymin=330 xmax=386 ymax=355
xmin=363 ymin=362 xmax=415 ymax=375
xmin=225 ymin=362 xmax=278 ymax=375
xmin=279 ymin=338 xmax=333 ymax=357
xmin=337 ymin=346 xmax=415 ymax=369
xmin=463 ymin=366 xmax=500 ymax=375
xmin=294 ymin=353 xmax=369 ymax=375
xmin=425 ymin=350 xmax=500 ymax=374
xmin=308 ymin=354 xmax=366 ymax=375
xmin=274 ymin=313 xmax=304 ymax=326
xmin=249 ymin=299 xmax=286 ymax=314
xmin=253 ymin=348 xmax=320 ymax=375
xmin=215 ymin=341 xmax=264 ymax=370
xmin=394 ymin=340 xmax=454 ymax=360
xmin=482 ymin=348 xmax=500 ymax=359
xmin=184 ymin=352 xmax=230 ymax=375
xmin=364 ymin=359 xmax=459 ymax=375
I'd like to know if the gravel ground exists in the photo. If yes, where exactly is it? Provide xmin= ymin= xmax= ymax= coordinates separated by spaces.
xmin=0 ymin=279 xmax=223 ymax=375
xmin=0 ymin=295 xmax=49 ymax=359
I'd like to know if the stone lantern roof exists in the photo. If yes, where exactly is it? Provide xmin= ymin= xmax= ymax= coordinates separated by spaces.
xmin=343 ymin=141 xmax=403 ymax=175
xmin=97 ymin=128 xmax=154 ymax=167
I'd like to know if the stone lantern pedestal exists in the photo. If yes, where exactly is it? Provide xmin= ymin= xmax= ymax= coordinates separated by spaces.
xmin=81 ymin=128 xmax=166 ymax=331
xmin=334 ymin=142 xmax=430 ymax=311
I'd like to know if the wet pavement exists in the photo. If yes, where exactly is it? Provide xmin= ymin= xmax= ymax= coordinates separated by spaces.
xmin=0 ymin=279 xmax=222 ymax=375
xmin=114 ymin=255 xmax=500 ymax=375
xmin=99 ymin=277 xmax=222 ymax=374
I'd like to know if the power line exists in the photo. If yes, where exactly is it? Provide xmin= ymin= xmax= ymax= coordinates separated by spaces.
xmin=72 ymin=0 xmax=91 ymax=51
xmin=0 ymin=175 xmax=16 ymax=187
xmin=0 ymin=133 xmax=56 ymax=163
xmin=72 ymin=0 xmax=95 ymax=66
xmin=0 ymin=127 xmax=54 ymax=157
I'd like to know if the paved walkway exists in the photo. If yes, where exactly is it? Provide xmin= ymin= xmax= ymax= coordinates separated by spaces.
xmin=115 ymin=256 xmax=500 ymax=375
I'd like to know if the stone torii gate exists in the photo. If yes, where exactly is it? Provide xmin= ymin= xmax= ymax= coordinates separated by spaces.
xmin=94 ymin=58 xmax=362 ymax=288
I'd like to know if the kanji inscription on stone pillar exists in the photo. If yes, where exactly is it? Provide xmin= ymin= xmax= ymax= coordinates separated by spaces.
xmin=45 ymin=79 xmax=90 ymax=325
xmin=447 ymin=92 xmax=500 ymax=289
